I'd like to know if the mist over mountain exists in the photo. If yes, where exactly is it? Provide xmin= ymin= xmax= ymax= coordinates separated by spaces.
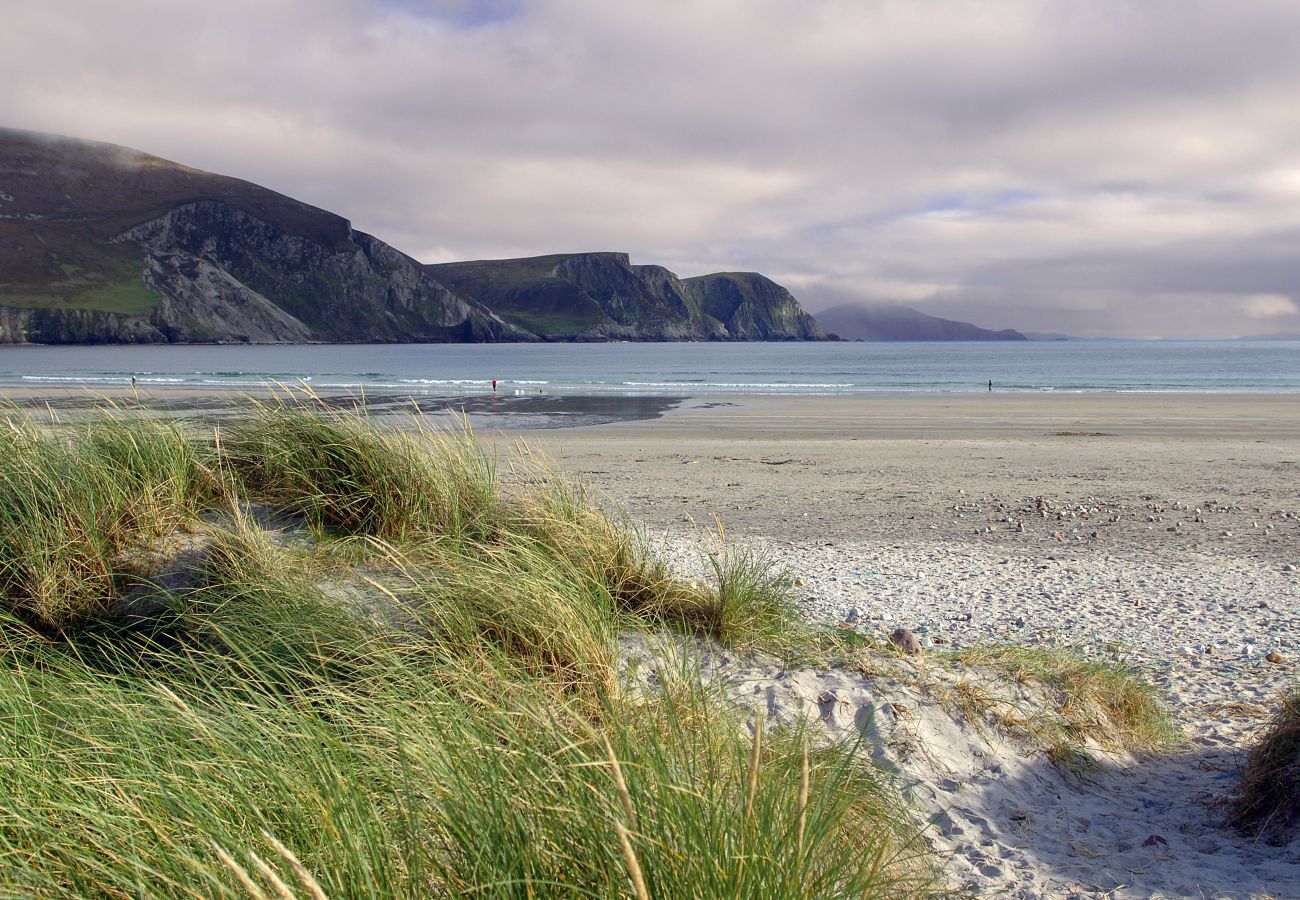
xmin=814 ymin=303 xmax=1026 ymax=342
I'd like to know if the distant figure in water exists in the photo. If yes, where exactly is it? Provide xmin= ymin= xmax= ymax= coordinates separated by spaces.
xmin=988 ymin=379 xmax=993 ymax=392
xmin=492 ymin=379 xmax=497 ymax=394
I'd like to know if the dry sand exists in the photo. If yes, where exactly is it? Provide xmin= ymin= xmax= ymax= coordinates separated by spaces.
xmin=511 ymin=394 xmax=1300 ymax=899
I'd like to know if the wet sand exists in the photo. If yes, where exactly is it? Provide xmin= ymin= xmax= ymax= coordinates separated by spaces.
xmin=507 ymin=394 xmax=1300 ymax=562
xmin=0 ymin=384 xmax=680 ymax=430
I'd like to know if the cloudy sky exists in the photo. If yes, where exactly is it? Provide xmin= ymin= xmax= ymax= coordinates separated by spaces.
xmin=5 ymin=0 xmax=1300 ymax=338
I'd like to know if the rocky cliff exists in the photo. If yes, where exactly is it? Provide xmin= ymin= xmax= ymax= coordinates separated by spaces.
xmin=1 ymin=128 xmax=825 ymax=344
xmin=683 ymin=272 xmax=825 ymax=341
xmin=117 ymin=202 xmax=523 ymax=343
xmin=427 ymin=252 xmax=826 ymax=341
xmin=0 ymin=128 xmax=525 ymax=344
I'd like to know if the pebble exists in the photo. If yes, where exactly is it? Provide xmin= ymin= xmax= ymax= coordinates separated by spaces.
xmin=890 ymin=627 xmax=923 ymax=655
xmin=664 ymin=535 xmax=1300 ymax=683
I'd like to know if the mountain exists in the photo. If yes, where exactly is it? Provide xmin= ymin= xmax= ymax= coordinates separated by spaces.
xmin=426 ymin=253 xmax=825 ymax=341
xmin=813 ymin=303 xmax=1026 ymax=341
xmin=0 ymin=128 xmax=826 ymax=345
xmin=0 ymin=128 xmax=528 ymax=344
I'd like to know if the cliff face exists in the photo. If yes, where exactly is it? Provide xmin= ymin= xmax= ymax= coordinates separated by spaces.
xmin=682 ymin=272 xmax=824 ymax=341
xmin=428 ymin=252 xmax=826 ymax=341
xmin=0 ymin=129 xmax=525 ymax=344
xmin=116 ymin=202 xmax=524 ymax=343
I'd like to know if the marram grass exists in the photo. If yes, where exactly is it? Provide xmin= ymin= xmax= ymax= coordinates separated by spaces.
xmin=1228 ymin=684 xmax=1300 ymax=837
xmin=942 ymin=643 xmax=1182 ymax=772
xmin=0 ymin=411 xmax=214 ymax=627
xmin=0 ymin=404 xmax=935 ymax=897
xmin=221 ymin=400 xmax=498 ymax=542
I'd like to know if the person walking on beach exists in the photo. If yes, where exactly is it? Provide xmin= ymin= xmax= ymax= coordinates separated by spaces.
xmin=492 ymin=378 xmax=497 ymax=394
xmin=988 ymin=379 xmax=992 ymax=392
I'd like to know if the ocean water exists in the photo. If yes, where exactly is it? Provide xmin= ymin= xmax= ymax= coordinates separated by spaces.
xmin=0 ymin=340 xmax=1297 ymax=395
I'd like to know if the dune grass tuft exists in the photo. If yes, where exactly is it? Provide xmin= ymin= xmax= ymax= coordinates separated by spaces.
xmin=513 ymin=473 xmax=801 ymax=650
xmin=944 ymin=644 xmax=1181 ymax=769
xmin=221 ymin=399 xmax=498 ymax=542
xmin=699 ymin=537 xmax=801 ymax=648
xmin=514 ymin=473 xmax=709 ymax=620
xmin=0 ymin=411 xmax=212 ymax=627
xmin=1228 ymin=685 xmax=1300 ymax=837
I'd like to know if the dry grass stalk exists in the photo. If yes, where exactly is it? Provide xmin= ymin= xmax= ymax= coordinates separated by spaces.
xmin=796 ymin=740 xmax=810 ymax=857
xmin=246 ymin=850 xmax=297 ymax=900
xmin=211 ymin=842 xmax=272 ymax=900
xmin=1228 ymin=687 xmax=1300 ymax=837
xmin=615 ymin=820 xmax=650 ymax=900
xmin=263 ymin=829 xmax=331 ymax=900
xmin=604 ymin=735 xmax=637 ymax=831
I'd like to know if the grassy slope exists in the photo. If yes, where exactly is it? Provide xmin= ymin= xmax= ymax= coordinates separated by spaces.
xmin=0 ymin=128 xmax=352 ymax=314
xmin=0 ymin=257 xmax=161 ymax=314
xmin=427 ymin=254 xmax=618 ymax=336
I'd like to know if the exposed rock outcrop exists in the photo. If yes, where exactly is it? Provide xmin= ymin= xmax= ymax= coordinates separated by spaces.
xmin=682 ymin=271 xmax=825 ymax=341
xmin=115 ymin=202 xmax=526 ymax=343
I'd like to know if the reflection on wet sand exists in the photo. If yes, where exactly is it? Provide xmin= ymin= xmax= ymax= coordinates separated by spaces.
xmin=3 ymin=389 xmax=683 ymax=431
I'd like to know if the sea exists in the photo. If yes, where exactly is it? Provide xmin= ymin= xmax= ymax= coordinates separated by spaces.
xmin=0 ymin=340 xmax=1297 ymax=396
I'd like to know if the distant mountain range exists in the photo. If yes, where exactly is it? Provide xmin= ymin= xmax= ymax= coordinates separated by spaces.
xmin=0 ymin=128 xmax=826 ymax=344
xmin=813 ymin=303 xmax=1026 ymax=341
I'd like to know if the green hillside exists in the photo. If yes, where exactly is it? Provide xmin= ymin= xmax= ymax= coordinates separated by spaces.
xmin=0 ymin=129 xmax=350 ymax=313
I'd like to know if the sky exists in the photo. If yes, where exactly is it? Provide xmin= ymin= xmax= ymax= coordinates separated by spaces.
xmin=5 ymin=0 xmax=1300 ymax=338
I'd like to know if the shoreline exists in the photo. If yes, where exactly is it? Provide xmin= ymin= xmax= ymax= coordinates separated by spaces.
xmin=3 ymin=384 xmax=1299 ymax=432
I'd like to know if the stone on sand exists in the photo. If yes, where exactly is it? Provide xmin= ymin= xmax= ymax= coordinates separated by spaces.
xmin=891 ymin=627 xmax=923 ymax=654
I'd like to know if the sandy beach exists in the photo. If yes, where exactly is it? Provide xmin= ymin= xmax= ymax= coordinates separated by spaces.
xmin=6 ymin=386 xmax=1300 ymax=896
xmin=508 ymin=393 xmax=1300 ymax=558
xmin=504 ymin=393 xmax=1300 ymax=898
